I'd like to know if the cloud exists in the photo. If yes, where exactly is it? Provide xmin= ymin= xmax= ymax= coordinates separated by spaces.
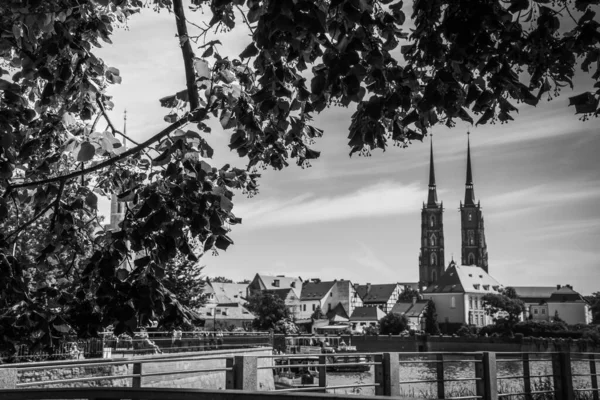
xmin=352 ymin=242 xmax=395 ymax=275
xmin=233 ymin=181 xmax=424 ymax=228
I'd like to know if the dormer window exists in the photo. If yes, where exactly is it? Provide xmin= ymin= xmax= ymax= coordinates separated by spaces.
xmin=483 ymin=285 xmax=489 ymax=291
xmin=291 ymin=282 xmax=296 ymax=288
xmin=473 ymin=284 xmax=480 ymax=290
xmin=273 ymin=279 xmax=280 ymax=287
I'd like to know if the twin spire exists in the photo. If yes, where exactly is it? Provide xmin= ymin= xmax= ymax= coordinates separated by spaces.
xmin=426 ymin=133 xmax=476 ymax=207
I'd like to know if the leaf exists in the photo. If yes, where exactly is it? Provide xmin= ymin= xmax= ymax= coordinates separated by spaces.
xmin=0 ymin=198 xmax=8 ymax=221
xmin=53 ymin=324 xmax=71 ymax=333
xmin=240 ymin=43 xmax=259 ymax=59
xmin=152 ymin=148 xmax=172 ymax=166
xmin=85 ymin=192 xmax=98 ymax=209
xmin=194 ymin=58 xmax=211 ymax=80
xmin=215 ymin=235 xmax=233 ymax=251
xmin=116 ymin=268 xmax=129 ymax=281
xmin=76 ymin=142 xmax=96 ymax=162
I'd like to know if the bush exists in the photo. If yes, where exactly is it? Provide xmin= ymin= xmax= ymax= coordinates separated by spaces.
xmin=379 ymin=313 xmax=409 ymax=335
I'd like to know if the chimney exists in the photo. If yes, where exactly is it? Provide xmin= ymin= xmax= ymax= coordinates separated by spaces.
xmin=412 ymin=296 xmax=417 ymax=306
xmin=566 ymin=284 xmax=572 ymax=289
xmin=556 ymin=284 xmax=561 ymax=290
xmin=366 ymin=283 xmax=372 ymax=293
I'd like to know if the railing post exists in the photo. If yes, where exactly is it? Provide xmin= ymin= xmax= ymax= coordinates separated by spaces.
xmin=552 ymin=352 xmax=574 ymax=400
xmin=476 ymin=352 xmax=498 ymax=400
xmin=225 ymin=357 xmax=235 ymax=390
xmin=590 ymin=354 xmax=599 ymax=400
xmin=522 ymin=353 xmax=532 ymax=400
xmin=375 ymin=353 xmax=400 ymax=396
xmin=436 ymin=354 xmax=445 ymax=399
xmin=132 ymin=362 xmax=142 ymax=388
xmin=234 ymin=355 xmax=258 ymax=391
xmin=318 ymin=355 xmax=327 ymax=391
xmin=374 ymin=354 xmax=384 ymax=396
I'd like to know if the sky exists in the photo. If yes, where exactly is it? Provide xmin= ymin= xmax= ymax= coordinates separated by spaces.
xmin=95 ymin=2 xmax=600 ymax=294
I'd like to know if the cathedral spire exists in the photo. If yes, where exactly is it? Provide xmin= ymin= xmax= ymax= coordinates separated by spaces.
xmin=464 ymin=133 xmax=476 ymax=206
xmin=123 ymin=109 xmax=127 ymax=148
xmin=427 ymin=135 xmax=439 ymax=207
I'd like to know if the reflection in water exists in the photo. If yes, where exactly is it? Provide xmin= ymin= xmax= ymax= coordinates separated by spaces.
xmin=319 ymin=355 xmax=598 ymax=399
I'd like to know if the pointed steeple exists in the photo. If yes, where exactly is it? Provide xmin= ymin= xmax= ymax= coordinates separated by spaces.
xmin=464 ymin=133 xmax=476 ymax=206
xmin=427 ymin=136 xmax=439 ymax=207
xmin=123 ymin=109 xmax=127 ymax=148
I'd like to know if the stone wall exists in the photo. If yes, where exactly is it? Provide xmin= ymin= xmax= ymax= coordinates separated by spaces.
xmin=17 ymin=363 xmax=130 ymax=388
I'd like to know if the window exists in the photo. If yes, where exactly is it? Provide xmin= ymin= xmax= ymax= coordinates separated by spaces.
xmin=468 ymin=253 xmax=475 ymax=265
xmin=430 ymin=215 xmax=436 ymax=227
xmin=430 ymin=234 xmax=436 ymax=247
xmin=328 ymin=304 xmax=331 ymax=312
xmin=469 ymin=297 xmax=473 ymax=309
xmin=329 ymin=292 xmax=333 ymax=297
xmin=303 ymin=304 xmax=306 ymax=312
xmin=541 ymin=309 xmax=546 ymax=315
xmin=430 ymin=253 xmax=437 ymax=266
xmin=534 ymin=309 xmax=538 ymax=315
xmin=468 ymin=212 xmax=472 ymax=221
xmin=468 ymin=231 xmax=475 ymax=245
xmin=431 ymin=270 xmax=437 ymax=283
xmin=312 ymin=304 xmax=316 ymax=311
xmin=273 ymin=279 xmax=280 ymax=287
xmin=451 ymin=296 xmax=456 ymax=309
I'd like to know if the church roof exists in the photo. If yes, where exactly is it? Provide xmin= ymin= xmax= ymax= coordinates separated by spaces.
xmin=463 ymin=135 xmax=476 ymax=207
xmin=427 ymin=138 xmax=439 ymax=207
xmin=423 ymin=262 xmax=502 ymax=294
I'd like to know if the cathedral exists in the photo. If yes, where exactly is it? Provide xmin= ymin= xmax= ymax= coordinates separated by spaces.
xmin=418 ymin=134 xmax=489 ymax=290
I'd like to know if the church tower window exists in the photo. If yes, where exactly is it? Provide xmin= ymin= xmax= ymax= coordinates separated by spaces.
xmin=468 ymin=253 xmax=475 ymax=265
xmin=431 ymin=270 xmax=437 ymax=283
xmin=430 ymin=215 xmax=436 ymax=227
xmin=431 ymin=253 xmax=437 ymax=266
xmin=430 ymin=234 xmax=436 ymax=247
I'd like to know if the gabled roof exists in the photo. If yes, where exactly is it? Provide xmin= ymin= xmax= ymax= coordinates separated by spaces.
xmin=196 ymin=303 xmax=254 ymax=320
xmin=208 ymin=282 xmax=248 ymax=303
xmin=327 ymin=303 xmax=349 ymax=322
xmin=548 ymin=286 xmax=587 ymax=303
xmin=300 ymin=281 xmax=335 ymax=300
xmin=512 ymin=286 xmax=555 ymax=303
xmin=355 ymin=284 xmax=398 ymax=303
xmin=390 ymin=301 xmax=428 ymax=318
xmin=349 ymin=307 xmax=386 ymax=321
xmin=265 ymin=288 xmax=298 ymax=302
xmin=424 ymin=262 xmax=502 ymax=294
xmin=254 ymin=274 xmax=302 ymax=295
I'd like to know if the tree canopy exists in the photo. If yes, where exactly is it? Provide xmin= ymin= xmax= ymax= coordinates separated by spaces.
xmin=379 ymin=312 xmax=408 ymax=335
xmin=245 ymin=291 xmax=290 ymax=330
xmin=1 ymin=0 xmax=599 ymax=353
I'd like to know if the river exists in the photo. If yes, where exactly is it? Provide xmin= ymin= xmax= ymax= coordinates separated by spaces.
xmin=324 ymin=354 xmax=598 ymax=399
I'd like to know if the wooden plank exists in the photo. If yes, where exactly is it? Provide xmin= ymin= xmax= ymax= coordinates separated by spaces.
xmin=436 ymin=353 xmax=445 ymax=399
xmin=590 ymin=354 xmax=599 ymax=400
xmin=522 ymin=353 xmax=532 ymax=400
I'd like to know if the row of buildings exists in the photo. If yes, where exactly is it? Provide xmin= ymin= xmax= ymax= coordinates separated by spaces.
xmin=195 ymin=135 xmax=592 ymax=332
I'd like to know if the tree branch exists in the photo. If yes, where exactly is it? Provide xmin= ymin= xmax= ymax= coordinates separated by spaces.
xmin=173 ymin=0 xmax=200 ymax=111
xmin=8 ymin=115 xmax=192 ymax=191
xmin=96 ymin=99 xmax=141 ymax=146
xmin=236 ymin=5 xmax=255 ymax=35
xmin=6 ymin=201 xmax=55 ymax=241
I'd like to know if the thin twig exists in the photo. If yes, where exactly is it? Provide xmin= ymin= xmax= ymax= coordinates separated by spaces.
xmin=6 ymin=201 xmax=54 ymax=241
xmin=96 ymin=99 xmax=141 ymax=146
xmin=235 ymin=5 xmax=255 ymax=35
xmin=90 ymin=111 xmax=103 ymax=132
xmin=7 ymin=115 xmax=192 ymax=191
xmin=50 ymin=180 xmax=65 ymax=231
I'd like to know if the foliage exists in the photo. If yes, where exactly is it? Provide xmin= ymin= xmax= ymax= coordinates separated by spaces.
xmin=503 ymin=287 xmax=518 ymax=300
xmin=379 ymin=312 xmax=408 ymax=335
xmin=209 ymin=276 xmax=233 ymax=283
xmin=553 ymin=310 xmax=565 ymax=323
xmin=482 ymin=293 xmax=525 ymax=332
xmin=274 ymin=318 xmax=299 ymax=335
xmin=237 ymin=279 xmax=251 ymax=284
xmin=310 ymin=305 xmax=325 ymax=320
xmin=1 ymin=0 xmax=599 ymax=352
xmin=423 ymin=300 xmax=441 ymax=335
xmin=585 ymin=292 xmax=600 ymax=323
xmin=363 ymin=325 xmax=379 ymax=336
xmin=245 ymin=291 xmax=290 ymax=331
xmin=397 ymin=287 xmax=420 ymax=302
xmin=456 ymin=324 xmax=478 ymax=338
xmin=163 ymin=258 xmax=206 ymax=311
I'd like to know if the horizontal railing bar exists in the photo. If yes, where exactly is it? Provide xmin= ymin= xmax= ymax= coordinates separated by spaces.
xmin=572 ymin=373 xmax=598 ymax=377
xmin=262 ymin=352 xmax=382 ymax=358
xmin=399 ymin=377 xmax=481 ymax=385
xmin=274 ymin=383 xmax=380 ymax=392
xmin=16 ymin=373 xmax=139 ymax=387
xmin=398 ymin=359 xmax=481 ymax=364
xmin=497 ymin=375 xmax=527 ymax=380
xmin=141 ymin=367 xmax=232 ymax=377
xmin=574 ymin=388 xmax=600 ymax=392
xmin=15 ymin=355 xmax=234 ymax=371
xmin=260 ymin=361 xmax=379 ymax=370
xmin=445 ymin=396 xmax=482 ymax=400
xmin=498 ymin=389 xmax=557 ymax=397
